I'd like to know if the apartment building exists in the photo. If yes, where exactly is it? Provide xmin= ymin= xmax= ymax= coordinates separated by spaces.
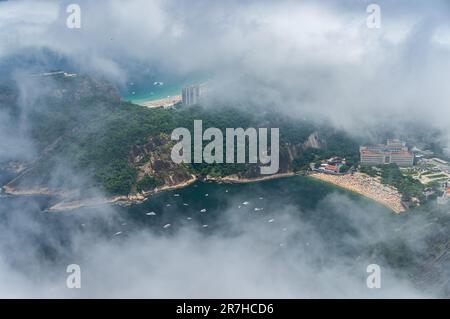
xmin=360 ymin=139 xmax=414 ymax=167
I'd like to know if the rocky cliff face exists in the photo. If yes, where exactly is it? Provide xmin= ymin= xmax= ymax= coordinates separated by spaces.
xmin=129 ymin=131 xmax=327 ymax=190
xmin=0 ymin=74 xmax=334 ymax=199
xmin=130 ymin=134 xmax=194 ymax=191
xmin=281 ymin=133 xmax=324 ymax=173
xmin=69 ymin=76 xmax=121 ymax=102
xmin=303 ymin=131 xmax=325 ymax=149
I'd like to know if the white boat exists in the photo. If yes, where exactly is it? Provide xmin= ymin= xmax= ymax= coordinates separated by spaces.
xmin=187 ymin=217 xmax=192 ymax=220
xmin=242 ymin=201 xmax=249 ymax=205
xmin=254 ymin=208 xmax=263 ymax=211
xmin=174 ymin=194 xmax=180 ymax=197
xmin=114 ymin=231 xmax=122 ymax=236
xmin=183 ymin=203 xmax=189 ymax=206
xmin=166 ymin=204 xmax=171 ymax=207
xmin=205 ymin=193 xmax=209 ymax=197
xmin=202 ymin=225 xmax=208 ymax=228
xmin=268 ymin=219 xmax=274 ymax=223
xmin=163 ymin=224 xmax=171 ymax=229
xmin=200 ymin=208 xmax=207 ymax=213
xmin=146 ymin=212 xmax=156 ymax=216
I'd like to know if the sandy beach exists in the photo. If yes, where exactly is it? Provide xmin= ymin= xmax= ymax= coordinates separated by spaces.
xmin=309 ymin=172 xmax=405 ymax=213
xmin=136 ymin=95 xmax=182 ymax=108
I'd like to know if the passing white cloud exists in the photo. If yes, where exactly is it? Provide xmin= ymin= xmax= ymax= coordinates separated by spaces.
xmin=0 ymin=6 xmax=447 ymax=158
xmin=0 ymin=192 xmax=435 ymax=298
xmin=2 ymin=0 xmax=449 ymax=137
xmin=1 ymin=0 xmax=450 ymax=298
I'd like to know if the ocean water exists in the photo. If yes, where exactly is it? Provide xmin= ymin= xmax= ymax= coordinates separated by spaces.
xmin=0 ymin=176 xmax=393 ymax=247
xmin=123 ymin=81 xmax=184 ymax=103
xmin=0 ymin=176 xmax=391 ymax=248
xmin=0 ymin=168 xmax=16 ymax=186
xmin=113 ymin=176 xmax=390 ymax=235
xmin=122 ymin=74 xmax=207 ymax=103
xmin=3 ymin=175 xmax=418 ymax=297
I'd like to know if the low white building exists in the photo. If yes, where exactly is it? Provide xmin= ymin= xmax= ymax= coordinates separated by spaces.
xmin=360 ymin=139 xmax=414 ymax=167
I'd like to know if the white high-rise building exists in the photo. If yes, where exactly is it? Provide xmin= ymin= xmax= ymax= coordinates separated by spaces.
xmin=181 ymin=84 xmax=207 ymax=106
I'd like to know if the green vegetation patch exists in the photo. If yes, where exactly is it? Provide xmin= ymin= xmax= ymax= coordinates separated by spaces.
xmin=136 ymin=175 xmax=163 ymax=193
xmin=380 ymin=164 xmax=425 ymax=202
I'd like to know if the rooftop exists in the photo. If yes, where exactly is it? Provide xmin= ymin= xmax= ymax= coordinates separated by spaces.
xmin=360 ymin=149 xmax=413 ymax=157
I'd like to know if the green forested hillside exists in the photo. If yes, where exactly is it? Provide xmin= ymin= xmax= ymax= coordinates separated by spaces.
xmin=1 ymin=76 xmax=360 ymax=195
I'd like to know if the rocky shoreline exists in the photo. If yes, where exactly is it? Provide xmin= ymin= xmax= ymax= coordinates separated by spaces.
xmin=203 ymin=172 xmax=297 ymax=184
xmin=3 ymin=172 xmax=300 ymax=212
xmin=3 ymin=171 xmax=405 ymax=214
xmin=45 ymin=174 xmax=199 ymax=211
xmin=48 ymin=173 xmax=302 ymax=211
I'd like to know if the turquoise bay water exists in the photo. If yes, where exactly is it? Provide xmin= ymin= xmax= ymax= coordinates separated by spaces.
xmin=1 ymin=175 xmax=419 ymax=297
xmin=105 ymin=176 xmax=391 ymax=236
xmin=123 ymin=81 xmax=184 ymax=103
xmin=1 ymin=176 xmax=392 ymax=241
xmin=122 ymin=74 xmax=207 ymax=103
